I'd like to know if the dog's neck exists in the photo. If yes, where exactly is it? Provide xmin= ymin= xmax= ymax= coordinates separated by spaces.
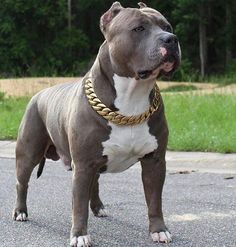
xmin=112 ymin=74 xmax=155 ymax=115
xmin=90 ymin=41 xmax=114 ymax=84
xmin=89 ymin=41 xmax=156 ymax=114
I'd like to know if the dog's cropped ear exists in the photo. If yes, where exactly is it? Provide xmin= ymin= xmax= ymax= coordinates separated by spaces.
xmin=100 ymin=2 xmax=123 ymax=33
xmin=138 ymin=2 xmax=147 ymax=8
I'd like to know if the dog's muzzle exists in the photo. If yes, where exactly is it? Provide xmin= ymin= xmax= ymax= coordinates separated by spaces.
xmin=137 ymin=32 xmax=180 ymax=80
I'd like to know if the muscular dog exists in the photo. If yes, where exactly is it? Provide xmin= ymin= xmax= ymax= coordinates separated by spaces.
xmin=13 ymin=2 xmax=181 ymax=246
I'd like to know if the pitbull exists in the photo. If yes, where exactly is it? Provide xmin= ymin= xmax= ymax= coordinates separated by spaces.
xmin=13 ymin=2 xmax=181 ymax=246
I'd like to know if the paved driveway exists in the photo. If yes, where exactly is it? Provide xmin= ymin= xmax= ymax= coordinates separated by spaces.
xmin=0 ymin=155 xmax=235 ymax=247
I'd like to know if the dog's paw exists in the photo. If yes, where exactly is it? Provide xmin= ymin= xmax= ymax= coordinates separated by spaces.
xmin=13 ymin=211 xmax=28 ymax=221
xmin=94 ymin=208 xmax=108 ymax=217
xmin=70 ymin=235 xmax=92 ymax=247
xmin=151 ymin=231 xmax=172 ymax=243
xmin=91 ymin=204 xmax=108 ymax=217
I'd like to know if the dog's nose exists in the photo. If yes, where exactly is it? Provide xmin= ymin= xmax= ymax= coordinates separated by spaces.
xmin=160 ymin=33 xmax=178 ymax=45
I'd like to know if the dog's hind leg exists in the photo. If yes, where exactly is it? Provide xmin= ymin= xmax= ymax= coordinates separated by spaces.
xmin=13 ymin=139 xmax=49 ymax=221
xmin=13 ymin=99 xmax=49 ymax=221
xmin=13 ymin=155 xmax=36 ymax=221
xmin=90 ymin=173 xmax=107 ymax=217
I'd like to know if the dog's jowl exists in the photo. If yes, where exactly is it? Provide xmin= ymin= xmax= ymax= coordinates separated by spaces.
xmin=13 ymin=2 xmax=181 ymax=246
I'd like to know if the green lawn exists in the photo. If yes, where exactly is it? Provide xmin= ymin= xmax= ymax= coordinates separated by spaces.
xmin=0 ymin=92 xmax=235 ymax=153
xmin=0 ymin=95 xmax=29 ymax=139
xmin=163 ymin=93 xmax=236 ymax=153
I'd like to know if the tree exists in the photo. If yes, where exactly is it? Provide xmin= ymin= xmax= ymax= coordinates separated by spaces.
xmin=0 ymin=0 xmax=89 ymax=76
xmin=199 ymin=1 xmax=207 ymax=77
xmin=68 ymin=0 xmax=72 ymax=31
xmin=0 ymin=0 xmax=236 ymax=79
xmin=225 ymin=0 xmax=232 ymax=66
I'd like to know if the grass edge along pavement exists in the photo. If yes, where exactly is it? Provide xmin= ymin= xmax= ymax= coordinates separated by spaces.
xmin=0 ymin=88 xmax=235 ymax=153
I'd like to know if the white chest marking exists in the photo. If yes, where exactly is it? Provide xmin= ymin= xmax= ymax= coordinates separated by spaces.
xmin=102 ymin=74 xmax=158 ymax=173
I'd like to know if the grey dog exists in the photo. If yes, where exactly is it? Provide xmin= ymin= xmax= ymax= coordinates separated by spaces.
xmin=13 ymin=2 xmax=181 ymax=246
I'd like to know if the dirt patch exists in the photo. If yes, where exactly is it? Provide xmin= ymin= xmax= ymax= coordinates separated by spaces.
xmin=0 ymin=77 xmax=235 ymax=97
xmin=0 ymin=77 xmax=80 ymax=97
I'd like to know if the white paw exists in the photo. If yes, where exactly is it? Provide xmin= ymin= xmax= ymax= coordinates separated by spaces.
xmin=96 ymin=209 xmax=108 ymax=217
xmin=70 ymin=235 xmax=92 ymax=247
xmin=151 ymin=231 xmax=172 ymax=243
xmin=15 ymin=212 xmax=28 ymax=221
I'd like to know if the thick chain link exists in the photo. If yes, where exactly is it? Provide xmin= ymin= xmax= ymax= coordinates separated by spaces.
xmin=84 ymin=79 xmax=161 ymax=125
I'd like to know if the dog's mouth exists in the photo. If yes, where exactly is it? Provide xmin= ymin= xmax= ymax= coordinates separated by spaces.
xmin=137 ymin=61 xmax=175 ymax=80
xmin=137 ymin=46 xmax=180 ymax=80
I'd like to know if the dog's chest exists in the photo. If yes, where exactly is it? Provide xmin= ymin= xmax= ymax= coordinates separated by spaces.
xmin=102 ymin=75 xmax=158 ymax=173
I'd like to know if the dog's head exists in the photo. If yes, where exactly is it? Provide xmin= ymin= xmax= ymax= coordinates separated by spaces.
xmin=100 ymin=2 xmax=181 ymax=80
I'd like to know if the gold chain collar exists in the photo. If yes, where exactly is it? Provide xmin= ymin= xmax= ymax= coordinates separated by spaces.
xmin=84 ymin=79 xmax=161 ymax=125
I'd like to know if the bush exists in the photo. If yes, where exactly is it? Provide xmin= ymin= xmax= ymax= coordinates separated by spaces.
xmin=171 ymin=59 xmax=200 ymax=82
xmin=0 ymin=92 xmax=5 ymax=101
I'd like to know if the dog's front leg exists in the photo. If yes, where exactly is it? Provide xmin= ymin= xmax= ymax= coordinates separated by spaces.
xmin=70 ymin=165 xmax=95 ymax=247
xmin=141 ymin=155 xmax=172 ymax=244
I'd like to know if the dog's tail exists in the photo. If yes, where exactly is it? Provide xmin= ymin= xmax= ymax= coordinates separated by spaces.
xmin=37 ymin=157 xmax=46 ymax=179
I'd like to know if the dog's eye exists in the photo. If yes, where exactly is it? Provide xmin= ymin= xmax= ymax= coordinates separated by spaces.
xmin=133 ymin=26 xmax=145 ymax=32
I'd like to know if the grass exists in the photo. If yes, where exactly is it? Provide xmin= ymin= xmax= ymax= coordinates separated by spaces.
xmin=204 ymin=74 xmax=236 ymax=85
xmin=0 ymin=93 xmax=30 ymax=139
xmin=163 ymin=93 xmax=236 ymax=153
xmin=0 ymin=91 xmax=235 ymax=153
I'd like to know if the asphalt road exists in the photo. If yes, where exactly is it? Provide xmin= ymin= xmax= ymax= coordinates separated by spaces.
xmin=0 ymin=157 xmax=236 ymax=247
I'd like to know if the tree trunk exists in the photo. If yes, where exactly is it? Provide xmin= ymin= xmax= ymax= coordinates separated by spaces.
xmin=199 ymin=3 xmax=207 ymax=77
xmin=68 ymin=0 xmax=72 ymax=31
xmin=225 ymin=1 xmax=232 ymax=66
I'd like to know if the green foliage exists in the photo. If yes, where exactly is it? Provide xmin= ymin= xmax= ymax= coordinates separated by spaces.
xmin=0 ymin=91 xmax=6 ymax=101
xmin=0 ymin=1 xmax=236 ymax=80
xmin=0 ymin=0 xmax=89 ymax=77
xmin=202 ymin=59 xmax=236 ymax=84
xmin=0 ymin=96 xmax=30 ymax=139
xmin=171 ymin=59 xmax=200 ymax=82
xmin=225 ymin=59 xmax=236 ymax=75
xmin=163 ymin=94 xmax=236 ymax=153
xmin=172 ymin=0 xmax=236 ymax=80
